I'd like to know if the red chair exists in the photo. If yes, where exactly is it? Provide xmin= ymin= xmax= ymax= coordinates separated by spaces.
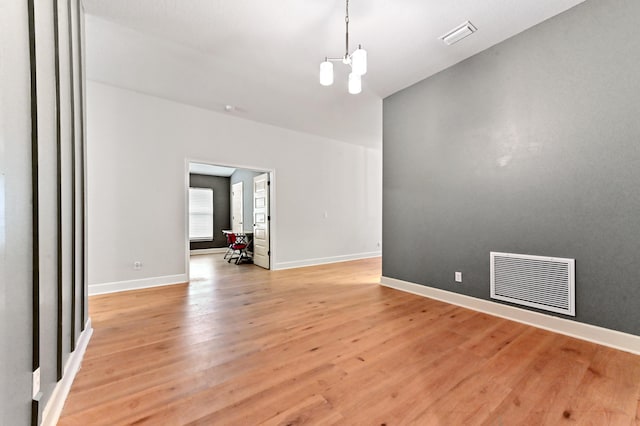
xmin=226 ymin=233 xmax=249 ymax=264
xmin=223 ymin=232 xmax=234 ymax=260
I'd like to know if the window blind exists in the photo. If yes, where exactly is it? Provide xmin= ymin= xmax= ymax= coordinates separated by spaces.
xmin=189 ymin=187 xmax=214 ymax=241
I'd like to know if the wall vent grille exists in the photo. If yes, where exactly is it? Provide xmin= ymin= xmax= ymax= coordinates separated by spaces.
xmin=490 ymin=252 xmax=575 ymax=316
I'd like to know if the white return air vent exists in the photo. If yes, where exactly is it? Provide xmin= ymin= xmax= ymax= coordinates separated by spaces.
xmin=439 ymin=21 xmax=477 ymax=45
xmin=490 ymin=252 xmax=575 ymax=316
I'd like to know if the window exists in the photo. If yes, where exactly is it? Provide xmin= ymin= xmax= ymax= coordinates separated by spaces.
xmin=189 ymin=187 xmax=214 ymax=241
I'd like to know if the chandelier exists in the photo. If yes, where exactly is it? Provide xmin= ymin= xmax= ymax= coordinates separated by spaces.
xmin=319 ymin=0 xmax=367 ymax=94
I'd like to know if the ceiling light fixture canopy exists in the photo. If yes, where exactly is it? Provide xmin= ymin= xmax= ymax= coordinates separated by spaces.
xmin=320 ymin=0 xmax=367 ymax=94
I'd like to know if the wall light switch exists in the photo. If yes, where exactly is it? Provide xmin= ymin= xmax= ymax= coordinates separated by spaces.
xmin=455 ymin=272 xmax=463 ymax=283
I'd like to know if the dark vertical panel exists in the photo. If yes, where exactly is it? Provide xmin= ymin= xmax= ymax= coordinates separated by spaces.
xmin=53 ymin=0 xmax=63 ymax=380
xmin=75 ymin=0 xmax=86 ymax=330
xmin=67 ymin=0 xmax=77 ymax=351
xmin=31 ymin=400 xmax=39 ymax=426
xmin=27 ymin=0 xmax=42 ymax=423
xmin=27 ymin=0 xmax=40 ymax=375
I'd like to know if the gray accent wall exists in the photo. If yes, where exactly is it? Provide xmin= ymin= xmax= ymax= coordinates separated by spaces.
xmin=189 ymin=173 xmax=230 ymax=249
xmin=383 ymin=0 xmax=640 ymax=336
xmin=230 ymin=169 xmax=262 ymax=232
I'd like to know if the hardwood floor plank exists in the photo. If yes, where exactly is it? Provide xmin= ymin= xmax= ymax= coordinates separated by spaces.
xmin=560 ymin=347 xmax=639 ymax=424
xmin=340 ymin=345 xmax=489 ymax=423
xmin=186 ymin=366 xmax=346 ymax=425
xmin=58 ymin=255 xmax=640 ymax=425
xmin=459 ymin=319 xmax=529 ymax=360
xmin=258 ymin=394 xmax=344 ymax=426
xmin=481 ymin=336 xmax=591 ymax=425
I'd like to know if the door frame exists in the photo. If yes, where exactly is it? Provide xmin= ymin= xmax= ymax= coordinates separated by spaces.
xmin=184 ymin=158 xmax=276 ymax=280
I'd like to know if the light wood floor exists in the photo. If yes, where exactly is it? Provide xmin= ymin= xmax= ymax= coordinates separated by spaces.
xmin=59 ymin=256 xmax=640 ymax=425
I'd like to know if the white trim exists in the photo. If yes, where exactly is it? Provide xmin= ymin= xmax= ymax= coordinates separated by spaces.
xmin=274 ymin=251 xmax=381 ymax=270
xmin=42 ymin=319 xmax=93 ymax=426
xmin=190 ymin=247 xmax=227 ymax=255
xmin=380 ymin=276 xmax=640 ymax=356
xmin=88 ymin=273 xmax=187 ymax=296
xmin=185 ymin=159 xmax=191 ymax=295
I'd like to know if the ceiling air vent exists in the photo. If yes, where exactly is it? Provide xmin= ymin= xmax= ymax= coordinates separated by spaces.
xmin=439 ymin=21 xmax=477 ymax=45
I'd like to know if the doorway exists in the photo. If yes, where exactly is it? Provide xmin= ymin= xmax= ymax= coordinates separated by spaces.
xmin=186 ymin=161 xmax=273 ymax=275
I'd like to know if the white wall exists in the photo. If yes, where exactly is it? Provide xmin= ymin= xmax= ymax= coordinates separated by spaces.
xmin=87 ymin=81 xmax=382 ymax=291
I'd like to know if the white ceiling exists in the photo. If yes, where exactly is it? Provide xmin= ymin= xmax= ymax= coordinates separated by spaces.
xmin=83 ymin=0 xmax=586 ymax=148
xmin=189 ymin=162 xmax=236 ymax=177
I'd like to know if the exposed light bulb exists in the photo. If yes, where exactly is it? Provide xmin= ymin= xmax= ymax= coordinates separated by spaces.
xmin=319 ymin=60 xmax=334 ymax=86
xmin=351 ymin=45 xmax=367 ymax=76
xmin=348 ymin=72 xmax=361 ymax=94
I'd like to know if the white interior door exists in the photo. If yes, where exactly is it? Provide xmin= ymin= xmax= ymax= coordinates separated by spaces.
xmin=252 ymin=173 xmax=270 ymax=269
xmin=231 ymin=182 xmax=243 ymax=233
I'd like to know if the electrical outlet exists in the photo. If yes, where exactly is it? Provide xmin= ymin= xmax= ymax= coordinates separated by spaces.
xmin=133 ymin=261 xmax=142 ymax=270
xmin=455 ymin=272 xmax=463 ymax=283
xmin=32 ymin=367 xmax=40 ymax=399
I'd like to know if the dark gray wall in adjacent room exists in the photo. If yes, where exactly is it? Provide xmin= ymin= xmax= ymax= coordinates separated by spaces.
xmin=383 ymin=0 xmax=640 ymax=336
xmin=230 ymin=169 xmax=262 ymax=232
xmin=189 ymin=173 xmax=230 ymax=249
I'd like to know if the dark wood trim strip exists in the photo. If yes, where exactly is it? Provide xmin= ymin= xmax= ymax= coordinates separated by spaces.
xmin=53 ymin=0 xmax=63 ymax=380
xmin=31 ymin=399 xmax=39 ymax=426
xmin=67 ymin=0 xmax=77 ymax=352
xmin=76 ymin=0 xmax=86 ymax=330
xmin=27 ymin=0 xmax=40 ymax=374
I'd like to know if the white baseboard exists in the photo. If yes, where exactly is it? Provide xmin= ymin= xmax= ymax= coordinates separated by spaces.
xmin=88 ymin=273 xmax=188 ymax=296
xmin=190 ymin=247 xmax=228 ymax=255
xmin=380 ymin=276 xmax=640 ymax=356
xmin=42 ymin=319 xmax=93 ymax=426
xmin=274 ymin=251 xmax=381 ymax=270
